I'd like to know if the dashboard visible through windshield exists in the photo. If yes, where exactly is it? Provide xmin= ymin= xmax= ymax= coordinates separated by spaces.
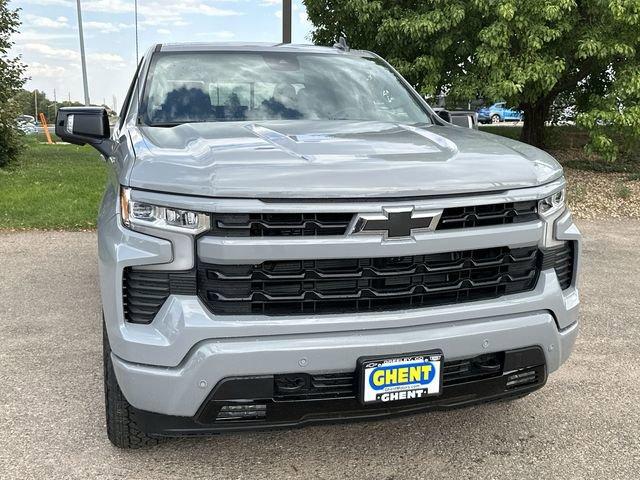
xmin=141 ymin=51 xmax=431 ymax=126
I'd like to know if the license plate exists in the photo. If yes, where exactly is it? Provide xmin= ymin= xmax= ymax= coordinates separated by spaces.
xmin=358 ymin=351 xmax=443 ymax=404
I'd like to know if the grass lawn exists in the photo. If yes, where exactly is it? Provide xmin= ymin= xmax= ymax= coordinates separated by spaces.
xmin=0 ymin=136 xmax=107 ymax=229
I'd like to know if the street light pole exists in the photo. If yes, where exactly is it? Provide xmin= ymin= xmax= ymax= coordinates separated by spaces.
xmin=134 ymin=0 xmax=139 ymax=63
xmin=283 ymin=0 xmax=292 ymax=43
xmin=76 ymin=0 xmax=90 ymax=105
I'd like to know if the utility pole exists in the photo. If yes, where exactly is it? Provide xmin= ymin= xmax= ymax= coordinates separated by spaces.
xmin=34 ymin=89 xmax=38 ymax=118
xmin=76 ymin=0 xmax=90 ymax=105
xmin=53 ymin=89 xmax=58 ymax=119
xmin=283 ymin=0 xmax=292 ymax=43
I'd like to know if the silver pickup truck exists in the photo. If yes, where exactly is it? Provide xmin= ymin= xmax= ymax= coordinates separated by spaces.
xmin=56 ymin=42 xmax=580 ymax=449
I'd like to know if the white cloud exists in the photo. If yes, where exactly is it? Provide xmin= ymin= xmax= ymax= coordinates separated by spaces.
xmin=22 ymin=43 xmax=78 ymax=60
xmin=20 ymin=43 xmax=127 ymax=69
xmin=82 ymin=0 xmax=133 ymax=14
xmin=91 ymin=53 xmax=125 ymax=63
xmin=156 ymin=29 xmax=171 ymax=35
xmin=27 ymin=62 xmax=68 ymax=78
xmin=89 ymin=52 xmax=128 ymax=70
xmin=24 ymin=14 xmax=69 ymax=29
xmin=87 ymin=0 xmax=238 ymax=35
xmin=83 ymin=21 xmax=132 ymax=34
xmin=22 ymin=0 xmax=74 ymax=6
xmin=16 ymin=29 xmax=77 ymax=42
xmin=82 ymin=0 xmax=242 ymax=23
xmin=195 ymin=30 xmax=235 ymax=40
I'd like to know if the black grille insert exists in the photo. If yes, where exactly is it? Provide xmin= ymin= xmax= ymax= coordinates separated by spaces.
xmin=210 ymin=213 xmax=354 ymax=237
xmin=273 ymin=352 xmax=505 ymax=401
xmin=207 ymin=201 xmax=539 ymax=237
xmin=122 ymin=268 xmax=196 ymax=324
xmin=197 ymin=246 xmax=541 ymax=316
xmin=541 ymin=242 xmax=574 ymax=290
xmin=438 ymin=201 xmax=538 ymax=230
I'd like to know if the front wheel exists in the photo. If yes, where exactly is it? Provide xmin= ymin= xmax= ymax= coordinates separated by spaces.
xmin=490 ymin=114 xmax=501 ymax=124
xmin=103 ymin=319 xmax=162 ymax=449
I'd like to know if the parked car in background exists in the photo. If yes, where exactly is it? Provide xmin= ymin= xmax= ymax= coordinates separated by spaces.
xmin=15 ymin=116 xmax=37 ymax=135
xmin=477 ymin=102 xmax=523 ymax=124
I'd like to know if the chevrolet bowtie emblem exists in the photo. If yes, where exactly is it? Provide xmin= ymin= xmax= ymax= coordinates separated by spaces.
xmin=350 ymin=207 xmax=442 ymax=239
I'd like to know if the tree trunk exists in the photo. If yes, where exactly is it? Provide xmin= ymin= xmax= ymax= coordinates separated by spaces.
xmin=520 ymin=100 xmax=548 ymax=147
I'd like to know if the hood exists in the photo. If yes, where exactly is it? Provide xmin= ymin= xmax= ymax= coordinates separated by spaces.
xmin=127 ymin=120 xmax=562 ymax=199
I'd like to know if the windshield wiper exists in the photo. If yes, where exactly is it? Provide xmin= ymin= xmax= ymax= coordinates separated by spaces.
xmin=148 ymin=122 xmax=185 ymax=127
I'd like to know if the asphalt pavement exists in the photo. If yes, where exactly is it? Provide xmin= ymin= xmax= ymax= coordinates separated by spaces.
xmin=0 ymin=219 xmax=638 ymax=479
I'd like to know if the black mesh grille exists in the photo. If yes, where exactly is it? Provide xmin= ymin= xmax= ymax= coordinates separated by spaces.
xmin=541 ymin=242 xmax=574 ymax=290
xmin=438 ymin=201 xmax=538 ymax=230
xmin=197 ymin=246 xmax=541 ymax=316
xmin=122 ymin=268 xmax=196 ymax=324
xmin=273 ymin=352 xmax=505 ymax=401
xmin=207 ymin=202 xmax=538 ymax=237
xmin=210 ymin=213 xmax=354 ymax=237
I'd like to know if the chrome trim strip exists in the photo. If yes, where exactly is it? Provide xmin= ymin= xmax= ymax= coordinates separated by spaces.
xmin=129 ymin=178 xmax=566 ymax=214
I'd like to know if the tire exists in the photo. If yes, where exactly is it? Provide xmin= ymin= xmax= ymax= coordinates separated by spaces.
xmin=490 ymin=114 xmax=501 ymax=124
xmin=103 ymin=320 xmax=163 ymax=449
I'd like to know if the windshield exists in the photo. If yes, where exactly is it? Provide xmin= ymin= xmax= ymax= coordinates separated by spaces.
xmin=141 ymin=52 xmax=431 ymax=126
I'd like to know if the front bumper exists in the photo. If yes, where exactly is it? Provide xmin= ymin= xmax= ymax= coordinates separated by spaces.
xmin=111 ymin=310 xmax=577 ymax=419
xmin=99 ymin=183 xmax=581 ymax=420
xmin=130 ymin=346 xmax=549 ymax=436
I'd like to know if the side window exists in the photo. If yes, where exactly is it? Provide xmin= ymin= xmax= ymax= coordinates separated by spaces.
xmin=118 ymin=58 xmax=144 ymax=129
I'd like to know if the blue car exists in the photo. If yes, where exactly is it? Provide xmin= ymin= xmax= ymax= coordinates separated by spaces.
xmin=477 ymin=102 xmax=523 ymax=124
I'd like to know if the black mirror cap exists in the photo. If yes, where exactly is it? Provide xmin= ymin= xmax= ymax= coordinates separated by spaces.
xmin=55 ymin=107 xmax=110 ymax=146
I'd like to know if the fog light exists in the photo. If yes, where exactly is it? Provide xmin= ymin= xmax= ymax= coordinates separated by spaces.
xmin=506 ymin=369 xmax=538 ymax=389
xmin=216 ymin=404 xmax=267 ymax=421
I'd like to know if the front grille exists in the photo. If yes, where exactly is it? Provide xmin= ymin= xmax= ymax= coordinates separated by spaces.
xmin=438 ymin=201 xmax=538 ymax=230
xmin=273 ymin=352 xmax=505 ymax=401
xmin=207 ymin=201 xmax=538 ymax=237
xmin=541 ymin=242 xmax=574 ymax=290
xmin=197 ymin=246 xmax=541 ymax=315
xmin=122 ymin=268 xmax=196 ymax=324
xmin=210 ymin=213 xmax=354 ymax=237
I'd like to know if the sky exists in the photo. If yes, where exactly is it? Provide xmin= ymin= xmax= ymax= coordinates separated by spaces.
xmin=9 ymin=0 xmax=314 ymax=110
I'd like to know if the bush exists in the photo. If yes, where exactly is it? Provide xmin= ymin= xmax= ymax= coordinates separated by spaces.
xmin=0 ymin=0 xmax=26 ymax=168
xmin=0 ymin=124 xmax=22 ymax=168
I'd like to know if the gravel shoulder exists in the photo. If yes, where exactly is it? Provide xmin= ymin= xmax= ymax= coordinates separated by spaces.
xmin=566 ymin=168 xmax=640 ymax=219
xmin=0 ymin=220 xmax=638 ymax=479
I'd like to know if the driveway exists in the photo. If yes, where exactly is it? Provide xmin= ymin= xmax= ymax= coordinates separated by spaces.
xmin=0 ymin=220 xmax=638 ymax=479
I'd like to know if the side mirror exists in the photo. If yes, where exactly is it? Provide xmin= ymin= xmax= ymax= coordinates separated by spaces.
xmin=55 ymin=107 xmax=114 ymax=156
xmin=436 ymin=109 xmax=452 ymax=123
xmin=449 ymin=112 xmax=478 ymax=130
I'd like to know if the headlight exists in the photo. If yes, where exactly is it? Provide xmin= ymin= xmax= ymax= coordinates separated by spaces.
xmin=120 ymin=187 xmax=210 ymax=234
xmin=538 ymin=188 xmax=566 ymax=217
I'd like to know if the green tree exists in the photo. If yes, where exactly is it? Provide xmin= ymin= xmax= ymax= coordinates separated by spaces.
xmin=0 ymin=0 xmax=26 ymax=167
xmin=304 ymin=0 xmax=640 ymax=157
xmin=13 ymin=88 xmax=84 ymax=121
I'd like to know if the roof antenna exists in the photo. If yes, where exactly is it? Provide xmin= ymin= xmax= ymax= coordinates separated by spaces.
xmin=333 ymin=33 xmax=350 ymax=52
